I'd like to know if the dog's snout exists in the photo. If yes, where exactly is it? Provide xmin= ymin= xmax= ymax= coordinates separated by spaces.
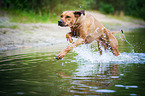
xmin=58 ymin=19 xmax=68 ymax=27
xmin=58 ymin=20 xmax=63 ymax=24
xmin=58 ymin=20 xmax=63 ymax=26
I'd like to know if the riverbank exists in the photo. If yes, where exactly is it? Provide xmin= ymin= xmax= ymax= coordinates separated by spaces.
xmin=0 ymin=11 xmax=145 ymax=51
xmin=87 ymin=11 xmax=145 ymax=30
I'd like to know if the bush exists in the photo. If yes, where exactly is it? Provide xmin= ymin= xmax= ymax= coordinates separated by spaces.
xmin=139 ymin=6 xmax=145 ymax=20
xmin=99 ymin=2 xmax=114 ymax=14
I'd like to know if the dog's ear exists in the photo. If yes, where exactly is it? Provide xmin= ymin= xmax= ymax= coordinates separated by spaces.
xmin=74 ymin=10 xmax=85 ymax=17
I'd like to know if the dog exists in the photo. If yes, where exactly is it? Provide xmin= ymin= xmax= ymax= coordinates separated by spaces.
xmin=56 ymin=10 xmax=120 ymax=60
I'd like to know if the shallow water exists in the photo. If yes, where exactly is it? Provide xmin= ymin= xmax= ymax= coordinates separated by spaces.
xmin=0 ymin=28 xmax=145 ymax=96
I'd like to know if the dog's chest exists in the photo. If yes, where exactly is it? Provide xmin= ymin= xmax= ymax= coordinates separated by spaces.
xmin=71 ymin=27 xmax=79 ymax=37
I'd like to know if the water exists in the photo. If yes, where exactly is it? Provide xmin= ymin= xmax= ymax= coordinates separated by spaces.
xmin=0 ymin=28 xmax=145 ymax=96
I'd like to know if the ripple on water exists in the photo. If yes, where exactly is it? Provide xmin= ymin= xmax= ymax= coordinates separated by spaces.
xmin=95 ymin=89 xmax=116 ymax=93
xmin=115 ymin=85 xmax=138 ymax=89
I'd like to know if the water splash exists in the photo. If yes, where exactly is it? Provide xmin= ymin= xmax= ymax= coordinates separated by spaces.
xmin=73 ymin=44 xmax=145 ymax=64
xmin=119 ymin=30 xmax=134 ymax=53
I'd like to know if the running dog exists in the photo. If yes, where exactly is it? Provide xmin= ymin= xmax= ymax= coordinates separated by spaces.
xmin=56 ymin=10 xmax=120 ymax=60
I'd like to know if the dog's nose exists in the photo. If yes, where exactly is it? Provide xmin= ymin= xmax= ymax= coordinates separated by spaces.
xmin=58 ymin=20 xmax=63 ymax=24
xmin=58 ymin=20 xmax=64 ymax=26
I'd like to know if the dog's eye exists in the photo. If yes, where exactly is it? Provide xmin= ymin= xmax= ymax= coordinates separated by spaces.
xmin=60 ymin=15 xmax=63 ymax=18
xmin=66 ymin=16 xmax=71 ymax=18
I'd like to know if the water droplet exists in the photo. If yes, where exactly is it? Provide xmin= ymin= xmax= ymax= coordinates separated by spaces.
xmin=120 ymin=74 xmax=124 ymax=76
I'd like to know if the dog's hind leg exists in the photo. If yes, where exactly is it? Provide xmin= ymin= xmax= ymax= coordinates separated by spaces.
xmin=110 ymin=45 xmax=119 ymax=56
xmin=98 ymin=37 xmax=110 ymax=50
xmin=109 ymin=36 xmax=119 ymax=56
xmin=97 ymin=41 xmax=102 ymax=55
xmin=104 ymin=28 xmax=120 ymax=56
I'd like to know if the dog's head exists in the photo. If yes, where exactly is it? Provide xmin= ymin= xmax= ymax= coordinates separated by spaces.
xmin=58 ymin=10 xmax=85 ymax=27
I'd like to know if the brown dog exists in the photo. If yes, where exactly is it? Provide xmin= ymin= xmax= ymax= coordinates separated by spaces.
xmin=56 ymin=10 xmax=120 ymax=60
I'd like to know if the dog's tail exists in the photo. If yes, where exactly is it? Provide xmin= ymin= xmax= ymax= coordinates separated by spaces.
xmin=121 ymin=29 xmax=123 ymax=34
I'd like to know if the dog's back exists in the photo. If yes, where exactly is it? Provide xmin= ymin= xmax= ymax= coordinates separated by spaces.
xmin=75 ymin=12 xmax=105 ymax=42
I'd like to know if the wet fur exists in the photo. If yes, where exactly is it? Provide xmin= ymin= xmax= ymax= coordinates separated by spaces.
xmin=56 ymin=10 xmax=119 ymax=59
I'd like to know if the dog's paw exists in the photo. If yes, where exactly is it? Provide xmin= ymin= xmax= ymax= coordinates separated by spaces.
xmin=56 ymin=54 xmax=64 ymax=60
xmin=55 ymin=56 xmax=62 ymax=60
xmin=56 ymin=52 xmax=66 ymax=60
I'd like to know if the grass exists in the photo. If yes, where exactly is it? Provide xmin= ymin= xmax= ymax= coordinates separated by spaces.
xmin=6 ymin=10 xmax=60 ymax=23
xmin=0 ymin=25 xmax=6 ymax=28
xmin=0 ymin=23 xmax=19 ymax=29
xmin=10 ymin=25 xmax=19 ymax=29
xmin=2 ymin=9 xmax=144 ymax=24
xmin=26 ymin=31 xmax=33 ymax=34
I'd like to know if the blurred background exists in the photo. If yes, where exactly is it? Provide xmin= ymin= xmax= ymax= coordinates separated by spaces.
xmin=0 ymin=1 xmax=145 ymax=96
xmin=0 ymin=0 xmax=145 ymax=23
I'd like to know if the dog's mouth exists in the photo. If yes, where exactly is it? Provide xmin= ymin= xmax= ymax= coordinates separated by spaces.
xmin=58 ymin=20 xmax=68 ymax=27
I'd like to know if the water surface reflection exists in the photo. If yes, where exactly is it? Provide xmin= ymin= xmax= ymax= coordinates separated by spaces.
xmin=0 ymin=29 xmax=145 ymax=96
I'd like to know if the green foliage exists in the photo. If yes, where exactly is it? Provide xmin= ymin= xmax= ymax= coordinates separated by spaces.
xmin=1 ymin=0 xmax=145 ymax=22
xmin=99 ymin=2 xmax=114 ymax=14
xmin=125 ymin=0 xmax=145 ymax=20
xmin=91 ymin=0 xmax=145 ymax=20
xmin=1 ymin=0 xmax=94 ymax=23
xmin=139 ymin=6 xmax=145 ymax=20
xmin=1 ymin=0 xmax=93 ymax=14
xmin=7 ymin=10 xmax=51 ymax=23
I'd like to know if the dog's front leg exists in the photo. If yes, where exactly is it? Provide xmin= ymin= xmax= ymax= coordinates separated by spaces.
xmin=56 ymin=38 xmax=85 ymax=60
xmin=66 ymin=32 xmax=73 ymax=43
